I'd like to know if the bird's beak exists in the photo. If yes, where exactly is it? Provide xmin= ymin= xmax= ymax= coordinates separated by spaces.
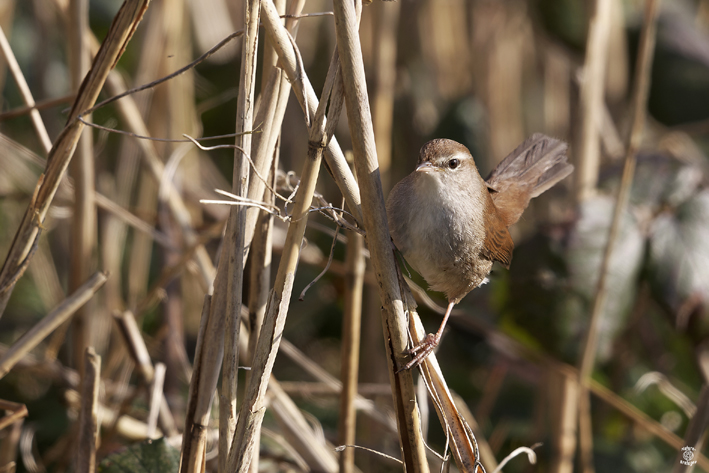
xmin=416 ymin=162 xmax=436 ymax=173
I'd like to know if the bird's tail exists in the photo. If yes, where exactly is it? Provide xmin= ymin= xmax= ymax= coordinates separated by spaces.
xmin=485 ymin=134 xmax=573 ymax=226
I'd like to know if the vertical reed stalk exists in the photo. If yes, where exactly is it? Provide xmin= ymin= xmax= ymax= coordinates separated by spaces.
xmin=575 ymin=0 xmax=612 ymax=202
xmin=220 ymin=0 xmax=261 ymax=466
xmin=75 ymin=347 xmax=100 ymax=473
xmin=371 ymin=0 xmax=400 ymax=190
xmin=338 ymin=230 xmax=365 ymax=473
xmin=226 ymin=43 xmax=342 ymax=473
xmin=68 ymin=0 xmax=97 ymax=374
xmin=332 ymin=0 xmax=428 ymax=470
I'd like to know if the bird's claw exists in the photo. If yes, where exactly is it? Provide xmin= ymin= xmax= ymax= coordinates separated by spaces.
xmin=398 ymin=333 xmax=440 ymax=372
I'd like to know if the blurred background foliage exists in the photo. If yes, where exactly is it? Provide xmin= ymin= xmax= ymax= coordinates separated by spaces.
xmin=1 ymin=0 xmax=709 ymax=471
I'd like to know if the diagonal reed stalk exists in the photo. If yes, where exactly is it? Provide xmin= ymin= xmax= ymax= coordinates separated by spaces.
xmin=0 ymin=271 xmax=108 ymax=379
xmin=0 ymin=0 xmax=150 ymax=317
xmin=577 ymin=1 xmax=660 ymax=472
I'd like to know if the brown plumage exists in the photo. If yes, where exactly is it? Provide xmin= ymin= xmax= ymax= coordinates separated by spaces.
xmin=386 ymin=134 xmax=573 ymax=369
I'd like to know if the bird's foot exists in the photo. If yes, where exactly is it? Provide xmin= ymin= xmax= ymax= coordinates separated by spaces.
xmin=398 ymin=332 xmax=440 ymax=372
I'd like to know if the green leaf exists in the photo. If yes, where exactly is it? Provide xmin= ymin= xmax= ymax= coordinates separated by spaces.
xmin=98 ymin=438 xmax=180 ymax=473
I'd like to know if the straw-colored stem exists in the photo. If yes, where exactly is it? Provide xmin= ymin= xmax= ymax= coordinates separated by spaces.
xmin=279 ymin=340 xmax=397 ymax=432
xmin=409 ymin=309 xmax=482 ymax=471
xmin=227 ymin=138 xmax=325 ymax=471
xmin=101 ymin=65 xmax=215 ymax=288
xmin=226 ymin=47 xmax=340 ymax=464
xmin=113 ymin=311 xmax=177 ymax=436
xmin=146 ymin=362 xmax=166 ymax=440
xmin=259 ymin=0 xmax=363 ymax=226
xmin=75 ymin=347 xmax=100 ymax=473
xmin=0 ymin=271 xmax=108 ymax=379
xmin=0 ymin=400 xmax=27 ymax=431
xmin=0 ymin=93 xmax=74 ymax=122
xmin=68 ymin=0 xmax=97 ymax=375
xmin=575 ymin=0 xmax=612 ymax=202
xmin=338 ymin=230 xmax=365 ymax=473
xmin=577 ymin=2 xmax=659 ymax=472
xmin=220 ymin=0 xmax=261 ymax=466
xmin=269 ymin=378 xmax=339 ymax=472
xmin=0 ymin=26 xmax=52 ymax=151
xmin=180 ymin=295 xmax=211 ymax=473
xmin=0 ymin=0 xmax=149 ymax=317
xmin=246 ymin=159 xmax=278 ymax=473
xmin=0 ymin=412 xmax=22 ymax=467
xmin=332 ymin=0 xmax=428 ymax=470
xmin=371 ymin=0 xmax=400 ymax=190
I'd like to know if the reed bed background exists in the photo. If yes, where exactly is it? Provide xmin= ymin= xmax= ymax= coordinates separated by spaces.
xmin=1 ymin=0 xmax=709 ymax=472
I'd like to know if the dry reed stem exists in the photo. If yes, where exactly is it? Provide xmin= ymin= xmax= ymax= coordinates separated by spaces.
xmin=225 ymin=39 xmax=342 ymax=471
xmin=0 ymin=416 xmax=22 ymax=469
xmin=68 ymin=0 xmax=97 ymax=375
xmin=0 ymin=271 xmax=108 ymax=379
xmin=113 ymin=311 xmax=177 ymax=436
xmin=338 ymin=230 xmax=365 ymax=473
xmin=180 ymin=4 xmax=304 ymax=465
xmin=66 ymin=389 xmax=163 ymax=441
xmin=220 ymin=0 xmax=261 ymax=465
xmin=0 ymin=400 xmax=27 ymax=432
xmin=408 ymin=310 xmax=483 ymax=472
xmin=245 ymin=86 xmax=282 ymax=473
xmin=575 ymin=0 xmax=612 ymax=202
xmin=269 ymin=378 xmax=339 ymax=472
xmin=451 ymin=393 xmax=498 ymax=471
xmin=332 ymin=0 xmax=428 ymax=470
xmin=101 ymin=70 xmax=215 ymax=288
xmin=0 ymin=26 xmax=52 ymax=151
xmin=672 ymin=385 xmax=709 ymax=473
xmin=260 ymin=0 xmax=363 ymax=226
xmin=0 ymin=0 xmax=149 ymax=316
xmin=75 ymin=347 xmax=100 ymax=473
xmin=180 ymin=295 xmax=211 ymax=473
xmin=146 ymin=362 xmax=166 ymax=439
xmin=279 ymin=340 xmax=397 ymax=432
xmin=577 ymin=1 xmax=659 ymax=472
xmin=0 ymin=94 xmax=75 ymax=122
xmin=371 ymin=0 xmax=400 ymax=189
xmin=549 ymin=368 xmax=578 ymax=473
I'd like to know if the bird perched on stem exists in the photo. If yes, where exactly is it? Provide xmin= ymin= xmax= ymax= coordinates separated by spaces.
xmin=387 ymin=134 xmax=573 ymax=370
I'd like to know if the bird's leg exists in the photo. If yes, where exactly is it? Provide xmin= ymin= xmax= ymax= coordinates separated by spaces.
xmin=401 ymin=301 xmax=455 ymax=371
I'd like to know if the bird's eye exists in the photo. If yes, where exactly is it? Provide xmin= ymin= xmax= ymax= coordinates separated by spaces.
xmin=448 ymin=159 xmax=460 ymax=169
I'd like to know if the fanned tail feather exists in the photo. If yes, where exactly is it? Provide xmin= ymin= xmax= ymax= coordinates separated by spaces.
xmin=485 ymin=134 xmax=573 ymax=226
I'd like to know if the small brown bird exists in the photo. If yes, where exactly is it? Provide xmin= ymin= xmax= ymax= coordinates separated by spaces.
xmin=387 ymin=134 xmax=573 ymax=369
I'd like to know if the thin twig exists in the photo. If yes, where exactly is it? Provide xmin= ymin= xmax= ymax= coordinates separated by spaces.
xmin=299 ymin=224 xmax=339 ymax=301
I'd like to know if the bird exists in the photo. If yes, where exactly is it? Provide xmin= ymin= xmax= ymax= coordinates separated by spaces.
xmin=386 ymin=134 xmax=573 ymax=370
